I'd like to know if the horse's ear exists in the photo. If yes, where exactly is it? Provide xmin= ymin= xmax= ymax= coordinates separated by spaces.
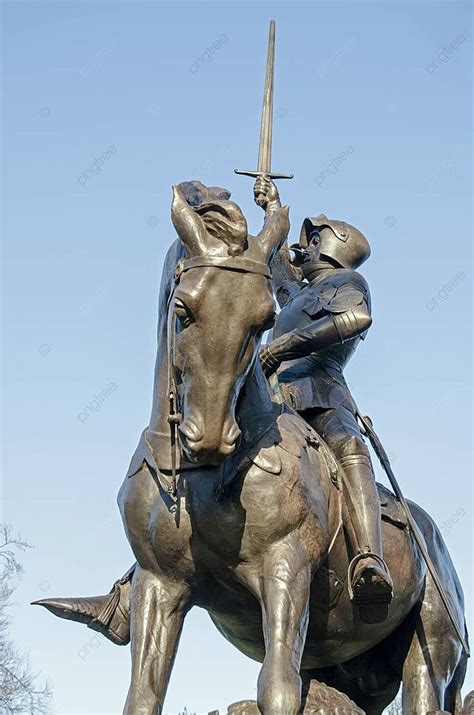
xmin=171 ymin=185 xmax=208 ymax=256
xmin=256 ymin=205 xmax=290 ymax=264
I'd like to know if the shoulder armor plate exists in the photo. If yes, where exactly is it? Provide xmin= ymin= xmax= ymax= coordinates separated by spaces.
xmin=303 ymin=270 xmax=370 ymax=317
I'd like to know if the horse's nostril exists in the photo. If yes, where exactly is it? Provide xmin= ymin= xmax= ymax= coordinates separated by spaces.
xmin=223 ymin=425 xmax=241 ymax=447
xmin=221 ymin=442 xmax=237 ymax=457
xmin=179 ymin=420 xmax=203 ymax=443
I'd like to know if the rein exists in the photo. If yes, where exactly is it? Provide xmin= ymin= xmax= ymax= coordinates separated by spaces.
xmin=176 ymin=255 xmax=272 ymax=280
xmin=165 ymin=254 xmax=272 ymax=506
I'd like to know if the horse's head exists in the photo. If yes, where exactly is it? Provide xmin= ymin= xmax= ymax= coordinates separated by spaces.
xmin=170 ymin=185 xmax=289 ymax=465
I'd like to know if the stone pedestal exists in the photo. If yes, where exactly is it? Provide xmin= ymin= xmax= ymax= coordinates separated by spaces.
xmin=463 ymin=690 xmax=474 ymax=714
xmin=209 ymin=680 xmax=365 ymax=714
xmin=208 ymin=686 xmax=474 ymax=714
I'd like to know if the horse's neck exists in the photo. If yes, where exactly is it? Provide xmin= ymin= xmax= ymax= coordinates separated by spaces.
xmin=148 ymin=322 xmax=171 ymax=436
xmin=237 ymin=361 xmax=277 ymax=423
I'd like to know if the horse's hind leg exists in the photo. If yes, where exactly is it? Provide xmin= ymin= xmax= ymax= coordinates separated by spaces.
xmin=301 ymin=624 xmax=402 ymax=715
xmin=402 ymin=574 xmax=464 ymax=714
xmin=123 ymin=565 xmax=190 ymax=715
xmin=253 ymin=535 xmax=312 ymax=715
xmin=444 ymin=648 xmax=468 ymax=714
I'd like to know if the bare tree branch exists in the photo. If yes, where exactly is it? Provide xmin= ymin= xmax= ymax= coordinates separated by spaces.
xmin=0 ymin=523 xmax=52 ymax=714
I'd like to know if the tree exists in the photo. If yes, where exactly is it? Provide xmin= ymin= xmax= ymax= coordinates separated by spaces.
xmin=0 ymin=523 xmax=52 ymax=713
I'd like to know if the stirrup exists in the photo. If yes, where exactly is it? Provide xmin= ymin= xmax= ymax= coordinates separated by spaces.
xmin=347 ymin=552 xmax=393 ymax=605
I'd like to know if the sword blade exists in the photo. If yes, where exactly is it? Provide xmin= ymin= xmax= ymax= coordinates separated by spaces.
xmin=257 ymin=20 xmax=275 ymax=175
xmin=234 ymin=20 xmax=293 ymax=182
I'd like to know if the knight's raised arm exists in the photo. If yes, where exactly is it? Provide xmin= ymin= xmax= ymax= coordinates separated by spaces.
xmin=254 ymin=179 xmax=302 ymax=307
xmin=253 ymin=175 xmax=281 ymax=215
xmin=257 ymin=203 xmax=290 ymax=267
xmin=253 ymin=177 xmax=290 ymax=264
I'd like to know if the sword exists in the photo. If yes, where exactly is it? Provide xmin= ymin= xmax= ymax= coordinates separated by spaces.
xmin=234 ymin=20 xmax=293 ymax=199
xmin=356 ymin=409 xmax=470 ymax=658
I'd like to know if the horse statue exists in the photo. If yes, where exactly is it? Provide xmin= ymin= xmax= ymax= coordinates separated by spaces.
xmin=34 ymin=184 xmax=468 ymax=714
xmin=114 ymin=186 xmax=468 ymax=714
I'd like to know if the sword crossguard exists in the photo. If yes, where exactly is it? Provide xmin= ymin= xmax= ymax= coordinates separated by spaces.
xmin=234 ymin=169 xmax=294 ymax=180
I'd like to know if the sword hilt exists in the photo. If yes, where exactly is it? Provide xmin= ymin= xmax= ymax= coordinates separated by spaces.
xmin=234 ymin=169 xmax=294 ymax=180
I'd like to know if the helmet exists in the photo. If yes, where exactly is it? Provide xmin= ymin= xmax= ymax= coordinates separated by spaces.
xmin=298 ymin=214 xmax=371 ymax=270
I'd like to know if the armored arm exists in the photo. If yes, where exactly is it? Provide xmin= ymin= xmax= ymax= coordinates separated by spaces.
xmin=260 ymin=301 xmax=372 ymax=376
xmin=253 ymin=177 xmax=291 ymax=263
xmin=252 ymin=177 xmax=302 ymax=306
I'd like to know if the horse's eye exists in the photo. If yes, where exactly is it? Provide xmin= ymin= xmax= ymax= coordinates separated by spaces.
xmin=174 ymin=300 xmax=193 ymax=328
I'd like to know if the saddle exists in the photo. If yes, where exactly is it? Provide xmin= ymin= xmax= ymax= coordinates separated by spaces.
xmin=241 ymin=410 xmax=407 ymax=531
xmin=241 ymin=413 xmax=406 ymax=614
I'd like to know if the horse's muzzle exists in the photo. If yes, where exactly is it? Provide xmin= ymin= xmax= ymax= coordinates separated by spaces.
xmin=179 ymin=418 xmax=241 ymax=465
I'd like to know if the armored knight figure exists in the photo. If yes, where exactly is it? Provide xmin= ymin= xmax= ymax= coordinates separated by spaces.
xmin=256 ymin=177 xmax=393 ymax=621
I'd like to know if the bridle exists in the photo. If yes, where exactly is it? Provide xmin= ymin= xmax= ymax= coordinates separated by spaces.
xmin=166 ymin=254 xmax=272 ymax=502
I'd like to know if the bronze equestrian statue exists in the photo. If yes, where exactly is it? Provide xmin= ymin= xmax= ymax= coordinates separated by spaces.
xmin=34 ymin=178 xmax=469 ymax=714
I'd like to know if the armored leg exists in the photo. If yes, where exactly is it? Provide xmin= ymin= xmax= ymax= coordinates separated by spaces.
xmin=33 ymin=564 xmax=134 ymax=645
xmin=338 ymin=446 xmax=393 ymax=619
xmin=305 ymin=407 xmax=392 ymax=622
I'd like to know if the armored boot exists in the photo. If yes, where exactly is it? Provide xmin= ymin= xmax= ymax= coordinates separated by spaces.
xmin=339 ymin=453 xmax=393 ymax=623
xmin=32 ymin=565 xmax=134 ymax=645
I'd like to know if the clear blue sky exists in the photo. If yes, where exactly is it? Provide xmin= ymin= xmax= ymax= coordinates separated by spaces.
xmin=1 ymin=1 xmax=472 ymax=713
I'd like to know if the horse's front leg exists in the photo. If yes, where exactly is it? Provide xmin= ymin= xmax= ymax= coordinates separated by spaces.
xmin=123 ymin=565 xmax=190 ymax=715
xmin=256 ymin=535 xmax=312 ymax=715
